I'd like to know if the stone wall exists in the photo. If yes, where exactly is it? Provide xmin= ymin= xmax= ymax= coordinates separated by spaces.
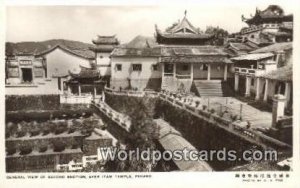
xmin=154 ymin=99 xmax=261 ymax=170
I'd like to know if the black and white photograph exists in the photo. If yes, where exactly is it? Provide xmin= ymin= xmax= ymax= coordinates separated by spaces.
xmin=1 ymin=0 xmax=300 ymax=187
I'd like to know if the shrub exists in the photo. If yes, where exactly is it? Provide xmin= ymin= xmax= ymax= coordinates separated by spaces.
xmin=16 ymin=131 xmax=26 ymax=138
xmin=39 ymin=146 xmax=48 ymax=153
xmin=42 ymin=128 xmax=50 ymax=136
xmin=210 ymin=108 xmax=215 ymax=114
xmin=55 ymin=127 xmax=66 ymax=135
xmin=195 ymin=101 xmax=200 ymax=107
xmin=20 ymin=146 xmax=32 ymax=155
xmin=6 ymin=147 xmax=16 ymax=155
xmin=71 ymin=144 xmax=79 ymax=149
xmin=30 ymin=129 xmax=40 ymax=137
xmin=202 ymin=105 xmax=207 ymax=110
xmin=53 ymin=142 xmax=66 ymax=152
xmin=5 ymin=132 xmax=10 ymax=139
xmin=68 ymin=127 xmax=76 ymax=134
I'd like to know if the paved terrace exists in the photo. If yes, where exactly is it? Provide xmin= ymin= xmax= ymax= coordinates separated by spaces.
xmin=189 ymin=96 xmax=273 ymax=129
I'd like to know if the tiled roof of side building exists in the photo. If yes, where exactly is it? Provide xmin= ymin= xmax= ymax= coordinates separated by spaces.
xmin=111 ymin=35 xmax=161 ymax=57
xmin=6 ymin=39 xmax=95 ymax=59
xmin=231 ymin=53 xmax=274 ymax=61
xmin=260 ymin=64 xmax=292 ymax=82
xmin=111 ymin=47 xmax=161 ymax=57
xmin=250 ymin=42 xmax=293 ymax=53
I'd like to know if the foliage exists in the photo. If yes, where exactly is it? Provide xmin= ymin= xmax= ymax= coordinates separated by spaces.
xmin=6 ymin=147 xmax=16 ymax=155
xmin=205 ymin=26 xmax=229 ymax=46
xmin=53 ymin=141 xmax=66 ymax=152
xmin=39 ymin=146 xmax=48 ymax=153
xmin=6 ymin=95 xmax=60 ymax=111
xmin=20 ymin=145 xmax=33 ymax=155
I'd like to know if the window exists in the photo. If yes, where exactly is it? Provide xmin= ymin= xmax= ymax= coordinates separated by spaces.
xmin=132 ymin=64 xmax=142 ymax=71
xmin=201 ymin=64 xmax=208 ymax=71
xmin=182 ymin=65 xmax=189 ymax=71
xmin=116 ymin=64 xmax=122 ymax=71
xmin=152 ymin=64 xmax=158 ymax=71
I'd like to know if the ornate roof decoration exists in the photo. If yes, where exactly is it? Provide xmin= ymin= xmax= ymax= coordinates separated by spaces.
xmin=155 ymin=11 xmax=214 ymax=45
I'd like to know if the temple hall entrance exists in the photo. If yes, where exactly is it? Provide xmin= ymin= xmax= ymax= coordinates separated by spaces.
xmin=21 ymin=68 xmax=33 ymax=83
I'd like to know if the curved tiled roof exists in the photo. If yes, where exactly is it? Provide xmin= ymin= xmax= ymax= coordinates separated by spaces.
xmin=6 ymin=39 xmax=95 ymax=59
xmin=92 ymin=35 xmax=119 ymax=45
xmin=250 ymin=42 xmax=292 ymax=54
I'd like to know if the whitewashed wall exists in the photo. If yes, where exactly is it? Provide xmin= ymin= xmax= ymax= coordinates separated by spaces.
xmin=43 ymin=48 xmax=93 ymax=78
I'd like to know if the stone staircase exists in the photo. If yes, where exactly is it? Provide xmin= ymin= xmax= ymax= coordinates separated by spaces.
xmin=193 ymin=80 xmax=223 ymax=97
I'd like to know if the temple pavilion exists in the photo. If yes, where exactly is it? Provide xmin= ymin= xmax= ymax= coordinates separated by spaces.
xmin=155 ymin=11 xmax=233 ymax=96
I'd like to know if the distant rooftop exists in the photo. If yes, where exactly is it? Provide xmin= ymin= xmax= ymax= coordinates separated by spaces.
xmin=242 ymin=5 xmax=293 ymax=25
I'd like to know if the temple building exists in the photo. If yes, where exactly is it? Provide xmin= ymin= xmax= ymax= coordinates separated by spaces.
xmin=110 ymin=35 xmax=162 ymax=91
xmin=109 ymin=13 xmax=234 ymax=96
xmin=66 ymin=66 xmax=105 ymax=97
xmin=231 ymin=42 xmax=292 ymax=108
xmin=5 ymin=40 xmax=95 ymax=95
xmin=156 ymin=12 xmax=233 ymax=96
xmin=240 ymin=5 xmax=293 ymax=45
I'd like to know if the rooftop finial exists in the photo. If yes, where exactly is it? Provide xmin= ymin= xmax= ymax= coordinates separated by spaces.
xmin=184 ymin=10 xmax=187 ymax=17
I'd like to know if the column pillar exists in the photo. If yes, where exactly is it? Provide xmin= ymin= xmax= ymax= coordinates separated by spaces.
xmin=68 ymin=85 xmax=71 ymax=95
xmin=94 ymin=86 xmax=97 ymax=97
xmin=255 ymin=77 xmax=260 ymax=100
xmin=263 ymin=79 xmax=269 ymax=102
xmin=284 ymin=82 xmax=291 ymax=108
xmin=272 ymin=94 xmax=286 ymax=128
xmin=173 ymin=63 xmax=176 ymax=78
xmin=207 ymin=64 xmax=211 ymax=81
xmin=78 ymin=84 xmax=81 ymax=96
xmin=190 ymin=64 xmax=194 ymax=81
xmin=234 ymin=74 xmax=239 ymax=91
xmin=223 ymin=64 xmax=228 ymax=81
xmin=161 ymin=63 xmax=165 ymax=79
xmin=245 ymin=76 xmax=251 ymax=97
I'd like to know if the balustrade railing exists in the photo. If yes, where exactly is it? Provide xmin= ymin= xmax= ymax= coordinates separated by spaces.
xmin=234 ymin=67 xmax=266 ymax=76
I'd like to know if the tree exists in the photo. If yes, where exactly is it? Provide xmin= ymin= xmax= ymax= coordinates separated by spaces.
xmin=205 ymin=26 xmax=229 ymax=46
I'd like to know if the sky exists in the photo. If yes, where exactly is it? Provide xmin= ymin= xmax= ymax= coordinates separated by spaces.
xmin=5 ymin=3 xmax=294 ymax=44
